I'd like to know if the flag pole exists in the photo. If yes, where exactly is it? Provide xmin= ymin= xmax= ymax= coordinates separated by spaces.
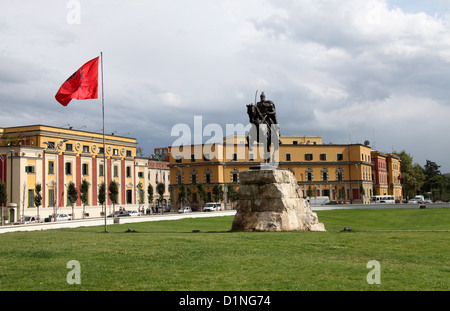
xmin=101 ymin=51 xmax=107 ymax=233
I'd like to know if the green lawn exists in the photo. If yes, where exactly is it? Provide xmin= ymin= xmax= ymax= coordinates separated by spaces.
xmin=0 ymin=208 xmax=448 ymax=291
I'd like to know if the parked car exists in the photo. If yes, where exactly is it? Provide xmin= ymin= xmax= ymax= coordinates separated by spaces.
xmin=49 ymin=214 xmax=71 ymax=221
xmin=325 ymin=201 xmax=339 ymax=205
xmin=13 ymin=216 xmax=38 ymax=225
xmin=178 ymin=206 xmax=192 ymax=213
xmin=107 ymin=210 xmax=131 ymax=217
xmin=128 ymin=210 xmax=140 ymax=217
xmin=409 ymin=195 xmax=425 ymax=204
xmin=203 ymin=202 xmax=221 ymax=212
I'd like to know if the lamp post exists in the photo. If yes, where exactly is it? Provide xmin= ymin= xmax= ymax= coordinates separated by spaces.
xmin=9 ymin=150 xmax=13 ymax=204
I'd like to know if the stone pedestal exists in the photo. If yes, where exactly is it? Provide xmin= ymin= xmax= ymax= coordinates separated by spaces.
xmin=231 ymin=169 xmax=325 ymax=232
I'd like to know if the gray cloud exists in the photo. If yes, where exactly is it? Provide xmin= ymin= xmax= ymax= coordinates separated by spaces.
xmin=1 ymin=0 xmax=449 ymax=171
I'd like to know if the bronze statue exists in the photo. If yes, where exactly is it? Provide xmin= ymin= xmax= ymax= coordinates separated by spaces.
xmin=247 ymin=91 xmax=280 ymax=163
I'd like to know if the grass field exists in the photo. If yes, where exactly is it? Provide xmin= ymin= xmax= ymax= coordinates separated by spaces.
xmin=0 ymin=208 xmax=448 ymax=291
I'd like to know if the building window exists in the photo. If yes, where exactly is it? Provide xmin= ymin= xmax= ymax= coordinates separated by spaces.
xmin=336 ymin=167 xmax=344 ymax=182
xmin=99 ymin=147 xmax=105 ymax=154
xmin=204 ymin=168 xmax=212 ymax=184
xmin=82 ymin=163 xmax=89 ymax=176
xmin=65 ymin=162 xmax=72 ymax=175
xmin=48 ymin=161 xmax=54 ymax=174
xmin=46 ymin=142 xmax=55 ymax=149
xmin=65 ymin=143 xmax=73 ymax=151
xmin=190 ymin=169 xmax=198 ymax=185
xmin=321 ymin=167 xmax=328 ymax=181
xmin=25 ymin=166 xmax=35 ymax=173
xmin=28 ymin=189 xmax=34 ymax=207
xmin=175 ymin=155 xmax=182 ymax=163
xmin=138 ymin=172 xmax=144 ymax=178
xmin=305 ymin=153 xmax=313 ymax=161
xmin=232 ymin=153 xmax=237 ymax=161
xmin=99 ymin=164 xmax=104 ymax=177
xmin=113 ymin=149 xmax=119 ymax=156
xmin=306 ymin=167 xmax=313 ymax=181
xmin=176 ymin=169 xmax=183 ymax=185
xmin=320 ymin=153 xmax=327 ymax=161
xmin=286 ymin=153 xmax=291 ymax=161
xmin=337 ymin=153 xmax=344 ymax=161
xmin=191 ymin=154 xmax=196 ymax=162
xmin=113 ymin=165 xmax=119 ymax=177
xmin=232 ymin=173 xmax=238 ymax=182
xmin=126 ymin=150 xmax=132 ymax=157
xmin=126 ymin=166 xmax=131 ymax=178
xmin=231 ymin=168 xmax=239 ymax=183
xmin=83 ymin=145 xmax=90 ymax=153
xmin=249 ymin=153 xmax=254 ymax=161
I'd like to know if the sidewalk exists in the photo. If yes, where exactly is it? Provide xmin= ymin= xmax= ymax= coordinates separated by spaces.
xmin=0 ymin=210 xmax=237 ymax=234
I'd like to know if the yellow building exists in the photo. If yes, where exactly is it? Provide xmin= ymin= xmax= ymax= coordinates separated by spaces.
xmin=0 ymin=124 xmax=152 ymax=222
xmin=169 ymin=135 xmax=376 ymax=208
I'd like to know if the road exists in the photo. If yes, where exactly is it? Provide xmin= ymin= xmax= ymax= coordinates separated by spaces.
xmin=1 ymin=203 xmax=449 ymax=234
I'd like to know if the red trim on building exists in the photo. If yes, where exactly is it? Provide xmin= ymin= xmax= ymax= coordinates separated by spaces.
xmin=76 ymin=156 xmax=81 ymax=206
xmin=42 ymin=153 xmax=46 ymax=208
xmin=92 ymin=157 xmax=97 ymax=206
xmin=121 ymin=160 xmax=126 ymax=204
xmin=58 ymin=154 xmax=64 ymax=207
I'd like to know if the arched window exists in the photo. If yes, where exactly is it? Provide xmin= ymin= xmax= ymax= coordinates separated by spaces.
xmin=321 ymin=167 xmax=329 ymax=181
xmin=190 ymin=168 xmax=198 ymax=185
xmin=336 ymin=167 xmax=344 ymax=182
xmin=231 ymin=168 xmax=239 ymax=183
xmin=306 ymin=167 xmax=313 ymax=181
xmin=204 ymin=168 xmax=212 ymax=184
xmin=176 ymin=169 xmax=184 ymax=185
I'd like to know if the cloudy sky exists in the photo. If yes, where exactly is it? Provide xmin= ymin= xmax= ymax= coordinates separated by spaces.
xmin=1 ymin=0 xmax=450 ymax=172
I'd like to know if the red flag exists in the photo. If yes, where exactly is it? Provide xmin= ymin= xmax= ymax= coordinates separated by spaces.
xmin=55 ymin=57 xmax=99 ymax=106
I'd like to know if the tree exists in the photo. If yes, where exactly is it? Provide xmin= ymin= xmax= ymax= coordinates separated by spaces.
xmin=34 ymin=183 xmax=42 ymax=222
xmin=213 ymin=185 xmax=224 ymax=203
xmin=98 ymin=182 xmax=106 ymax=216
xmin=168 ymin=184 xmax=174 ymax=210
xmin=393 ymin=150 xmax=425 ymax=199
xmin=196 ymin=183 xmax=208 ymax=207
xmin=178 ymin=184 xmax=187 ymax=205
xmin=156 ymin=182 xmax=165 ymax=205
xmin=137 ymin=182 xmax=144 ymax=206
xmin=427 ymin=174 xmax=448 ymax=201
xmin=423 ymin=160 xmax=441 ymax=179
xmin=0 ymin=183 xmax=7 ymax=226
xmin=227 ymin=185 xmax=238 ymax=209
xmin=80 ymin=179 xmax=89 ymax=218
xmin=67 ymin=181 xmax=78 ymax=220
xmin=147 ymin=184 xmax=154 ymax=213
xmin=109 ymin=181 xmax=119 ymax=216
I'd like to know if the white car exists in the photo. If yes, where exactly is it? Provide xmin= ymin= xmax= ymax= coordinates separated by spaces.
xmin=178 ymin=206 xmax=192 ymax=213
xmin=128 ymin=210 xmax=140 ymax=217
xmin=53 ymin=214 xmax=71 ymax=221
xmin=203 ymin=202 xmax=221 ymax=212
xmin=13 ymin=216 xmax=38 ymax=225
